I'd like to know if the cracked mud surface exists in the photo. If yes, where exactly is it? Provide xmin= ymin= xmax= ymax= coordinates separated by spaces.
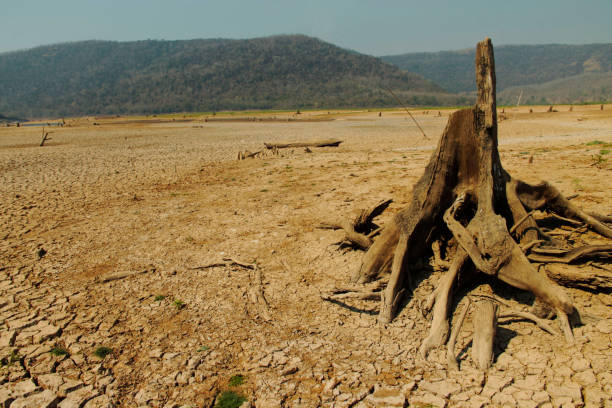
xmin=1 ymin=106 xmax=611 ymax=407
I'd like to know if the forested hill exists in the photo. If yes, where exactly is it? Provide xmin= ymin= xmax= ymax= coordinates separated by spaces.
xmin=382 ymin=43 xmax=612 ymax=104
xmin=0 ymin=35 xmax=464 ymax=119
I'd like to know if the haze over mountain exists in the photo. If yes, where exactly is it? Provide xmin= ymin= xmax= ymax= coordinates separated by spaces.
xmin=0 ymin=35 xmax=465 ymax=119
xmin=382 ymin=43 xmax=612 ymax=105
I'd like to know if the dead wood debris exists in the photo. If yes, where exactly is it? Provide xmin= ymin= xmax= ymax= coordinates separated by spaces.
xmin=191 ymin=258 xmax=256 ymax=270
xmin=39 ymin=128 xmax=52 ymax=147
xmin=96 ymin=268 xmax=152 ymax=283
xmin=237 ymin=140 xmax=342 ymax=160
xmin=264 ymin=139 xmax=342 ymax=149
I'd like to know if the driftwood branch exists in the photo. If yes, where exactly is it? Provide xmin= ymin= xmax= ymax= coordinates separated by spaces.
xmin=191 ymin=258 xmax=256 ymax=270
xmin=264 ymin=140 xmax=342 ymax=149
xmin=96 ymin=268 xmax=151 ymax=283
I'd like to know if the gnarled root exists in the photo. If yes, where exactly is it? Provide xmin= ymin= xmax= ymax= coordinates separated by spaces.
xmin=379 ymin=233 xmax=409 ymax=323
xmin=471 ymin=286 xmax=498 ymax=370
xmin=321 ymin=199 xmax=392 ymax=251
xmin=352 ymin=221 xmax=399 ymax=283
xmin=515 ymin=180 xmax=612 ymax=239
xmin=419 ymin=249 xmax=468 ymax=358
xmin=447 ymin=297 xmax=471 ymax=370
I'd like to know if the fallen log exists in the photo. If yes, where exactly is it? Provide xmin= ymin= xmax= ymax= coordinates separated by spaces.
xmin=264 ymin=140 xmax=342 ymax=149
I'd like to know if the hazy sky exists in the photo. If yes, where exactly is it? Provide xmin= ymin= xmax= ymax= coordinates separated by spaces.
xmin=2 ymin=0 xmax=611 ymax=55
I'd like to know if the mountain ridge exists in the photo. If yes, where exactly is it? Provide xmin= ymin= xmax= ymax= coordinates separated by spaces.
xmin=382 ymin=43 xmax=612 ymax=104
xmin=0 ymin=35 xmax=464 ymax=119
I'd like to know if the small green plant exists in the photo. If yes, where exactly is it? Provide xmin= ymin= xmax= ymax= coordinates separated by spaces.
xmin=154 ymin=295 xmax=165 ymax=301
xmin=173 ymin=299 xmax=185 ymax=309
xmin=93 ymin=346 xmax=113 ymax=359
xmin=215 ymin=391 xmax=246 ymax=408
xmin=228 ymin=374 xmax=245 ymax=386
xmin=197 ymin=346 xmax=210 ymax=352
xmin=50 ymin=347 xmax=69 ymax=357
xmin=600 ymin=149 xmax=610 ymax=155
xmin=586 ymin=140 xmax=605 ymax=145
xmin=572 ymin=178 xmax=584 ymax=191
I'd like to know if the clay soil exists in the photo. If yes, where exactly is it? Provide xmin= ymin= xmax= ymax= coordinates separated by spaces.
xmin=1 ymin=105 xmax=611 ymax=407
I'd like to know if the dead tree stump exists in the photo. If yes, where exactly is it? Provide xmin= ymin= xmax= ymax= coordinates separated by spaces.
xmin=327 ymin=38 xmax=612 ymax=369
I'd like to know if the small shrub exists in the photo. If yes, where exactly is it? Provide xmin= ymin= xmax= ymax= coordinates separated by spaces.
xmin=154 ymin=295 xmax=165 ymax=301
xmin=215 ymin=391 xmax=246 ymax=408
xmin=228 ymin=374 xmax=245 ymax=386
xmin=50 ymin=347 xmax=69 ymax=357
xmin=93 ymin=346 xmax=113 ymax=359
xmin=173 ymin=299 xmax=185 ymax=310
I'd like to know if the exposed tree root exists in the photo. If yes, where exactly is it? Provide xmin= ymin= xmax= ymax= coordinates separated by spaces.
xmin=320 ymin=199 xmax=392 ymax=250
xmin=447 ymin=297 xmax=471 ymax=370
xmin=320 ymin=280 xmax=386 ymax=302
xmin=419 ymin=250 xmax=467 ymax=358
xmin=471 ymin=290 xmax=497 ymax=370
xmin=498 ymin=311 xmax=559 ymax=336
xmin=320 ymin=38 xmax=611 ymax=370
xmin=544 ymin=264 xmax=612 ymax=291
xmin=527 ymin=244 xmax=612 ymax=263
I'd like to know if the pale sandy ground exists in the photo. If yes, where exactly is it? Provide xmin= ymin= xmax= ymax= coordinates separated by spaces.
xmin=0 ymin=105 xmax=611 ymax=407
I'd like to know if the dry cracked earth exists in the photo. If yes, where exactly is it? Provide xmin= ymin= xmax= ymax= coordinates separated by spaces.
xmin=1 ymin=106 xmax=612 ymax=407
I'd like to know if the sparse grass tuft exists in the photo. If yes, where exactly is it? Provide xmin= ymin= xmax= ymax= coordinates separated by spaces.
xmin=586 ymin=140 xmax=605 ymax=145
xmin=173 ymin=299 xmax=186 ymax=309
xmin=93 ymin=346 xmax=113 ymax=359
xmin=50 ymin=347 xmax=69 ymax=357
xmin=215 ymin=391 xmax=246 ymax=408
xmin=154 ymin=295 xmax=165 ymax=301
xmin=0 ymin=349 xmax=20 ymax=367
xmin=228 ymin=374 xmax=245 ymax=386
xmin=591 ymin=153 xmax=608 ymax=167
